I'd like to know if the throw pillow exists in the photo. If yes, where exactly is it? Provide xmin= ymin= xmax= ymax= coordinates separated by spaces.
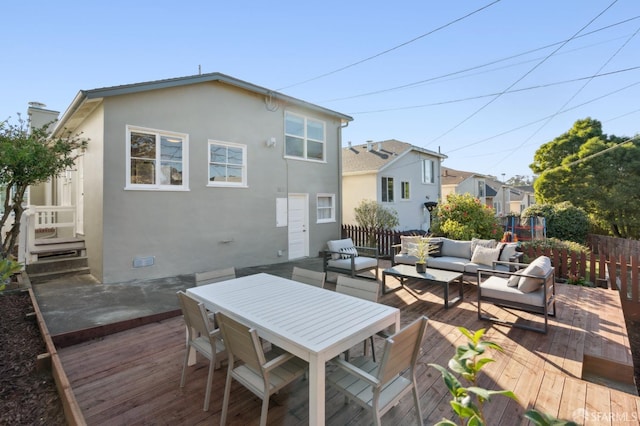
xmin=471 ymin=238 xmax=497 ymax=254
xmin=470 ymin=245 xmax=501 ymax=266
xmin=339 ymin=246 xmax=359 ymax=259
xmin=498 ymin=242 xmax=518 ymax=262
xmin=507 ymin=271 xmax=523 ymax=287
xmin=517 ymin=256 xmax=552 ymax=293
xmin=400 ymin=235 xmax=421 ymax=254
xmin=429 ymin=241 xmax=443 ymax=257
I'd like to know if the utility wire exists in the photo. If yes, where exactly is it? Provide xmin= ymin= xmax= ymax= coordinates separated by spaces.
xmin=425 ymin=0 xmax=621 ymax=147
xmin=494 ymin=22 xmax=640 ymax=168
xmin=276 ymin=0 xmax=502 ymax=91
xmin=348 ymin=66 xmax=640 ymax=114
xmin=445 ymin=80 xmax=640 ymax=154
xmin=324 ymin=16 xmax=640 ymax=103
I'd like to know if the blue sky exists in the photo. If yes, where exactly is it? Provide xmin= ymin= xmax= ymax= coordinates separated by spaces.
xmin=2 ymin=0 xmax=638 ymax=180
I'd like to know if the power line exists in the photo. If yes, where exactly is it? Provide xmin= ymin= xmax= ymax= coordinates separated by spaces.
xmin=425 ymin=0 xmax=621 ymax=147
xmin=493 ymin=22 xmax=640 ymax=168
xmin=347 ymin=66 xmax=640 ymax=114
xmin=323 ymin=16 xmax=640 ymax=103
xmin=276 ymin=0 xmax=502 ymax=91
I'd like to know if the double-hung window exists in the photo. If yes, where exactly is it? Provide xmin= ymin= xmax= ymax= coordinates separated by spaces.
xmin=208 ymin=140 xmax=247 ymax=187
xmin=285 ymin=112 xmax=325 ymax=161
xmin=422 ymin=159 xmax=435 ymax=184
xmin=382 ymin=176 xmax=394 ymax=202
xmin=401 ymin=181 xmax=410 ymax=200
xmin=317 ymin=193 xmax=335 ymax=223
xmin=127 ymin=126 xmax=188 ymax=190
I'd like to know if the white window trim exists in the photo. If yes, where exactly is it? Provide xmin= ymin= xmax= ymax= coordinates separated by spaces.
xmin=284 ymin=111 xmax=326 ymax=163
xmin=207 ymin=139 xmax=248 ymax=188
xmin=422 ymin=159 xmax=435 ymax=184
xmin=125 ymin=125 xmax=189 ymax=191
xmin=400 ymin=180 xmax=411 ymax=201
xmin=382 ymin=176 xmax=394 ymax=203
xmin=316 ymin=193 xmax=336 ymax=223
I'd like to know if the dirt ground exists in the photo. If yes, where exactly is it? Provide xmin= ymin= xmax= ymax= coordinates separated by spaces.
xmin=0 ymin=292 xmax=65 ymax=425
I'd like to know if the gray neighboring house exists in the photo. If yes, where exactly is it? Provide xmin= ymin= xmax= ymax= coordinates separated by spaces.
xmin=43 ymin=72 xmax=352 ymax=283
xmin=342 ymin=140 xmax=446 ymax=231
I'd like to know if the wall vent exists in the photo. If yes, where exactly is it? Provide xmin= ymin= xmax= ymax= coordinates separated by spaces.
xmin=133 ymin=256 xmax=155 ymax=268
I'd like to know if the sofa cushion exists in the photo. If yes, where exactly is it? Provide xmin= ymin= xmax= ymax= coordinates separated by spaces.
xmin=427 ymin=256 xmax=467 ymax=272
xmin=507 ymin=271 xmax=523 ymax=287
xmin=470 ymin=246 xmax=501 ymax=266
xmin=399 ymin=235 xmax=421 ymax=254
xmin=471 ymin=238 xmax=497 ymax=253
xmin=394 ymin=253 xmax=419 ymax=265
xmin=497 ymin=242 xmax=519 ymax=262
xmin=327 ymin=256 xmax=378 ymax=271
xmin=480 ymin=276 xmax=545 ymax=307
xmin=441 ymin=238 xmax=472 ymax=259
xmin=327 ymin=238 xmax=356 ymax=260
xmin=518 ymin=256 xmax=552 ymax=293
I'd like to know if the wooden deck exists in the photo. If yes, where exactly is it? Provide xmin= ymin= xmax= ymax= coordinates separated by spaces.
xmin=57 ymin=276 xmax=640 ymax=425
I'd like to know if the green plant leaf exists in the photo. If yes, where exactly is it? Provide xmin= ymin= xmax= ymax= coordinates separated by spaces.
xmin=458 ymin=326 xmax=475 ymax=340
xmin=433 ymin=419 xmax=458 ymax=426
xmin=467 ymin=415 xmax=485 ymax=426
xmin=451 ymin=401 xmax=477 ymax=418
xmin=524 ymin=409 xmax=578 ymax=426
xmin=474 ymin=357 xmax=495 ymax=370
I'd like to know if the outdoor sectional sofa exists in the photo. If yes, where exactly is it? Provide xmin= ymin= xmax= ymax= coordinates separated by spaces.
xmin=392 ymin=236 xmax=522 ymax=277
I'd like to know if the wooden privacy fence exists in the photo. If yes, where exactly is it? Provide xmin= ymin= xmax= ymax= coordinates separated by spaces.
xmin=341 ymin=225 xmax=640 ymax=320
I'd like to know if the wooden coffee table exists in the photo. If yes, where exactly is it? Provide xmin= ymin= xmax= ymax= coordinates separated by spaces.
xmin=382 ymin=264 xmax=464 ymax=309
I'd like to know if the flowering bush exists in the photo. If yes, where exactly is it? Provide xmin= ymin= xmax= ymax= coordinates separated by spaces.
xmin=431 ymin=193 xmax=503 ymax=240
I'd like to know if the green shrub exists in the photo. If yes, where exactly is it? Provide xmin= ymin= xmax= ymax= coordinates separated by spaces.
xmin=431 ymin=193 xmax=503 ymax=240
xmin=521 ymin=202 xmax=589 ymax=244
xmin=520 ymin=237 xmax=589 ymax=254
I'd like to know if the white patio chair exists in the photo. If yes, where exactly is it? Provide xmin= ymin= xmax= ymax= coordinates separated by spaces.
xmin=195 ymin=267 xmax=236 ymax=286
xmin=216 ymin=312 xmax=308 ymax=426
xmin=176 ymin=291 xmax=226 ymax=411
xmin=327 ymin=316 xmax=429 ymax=426
xmin=291 ymin=266 xmax=326 ymax=288
xmin=336 ymin=275 xmax=381 ymax=361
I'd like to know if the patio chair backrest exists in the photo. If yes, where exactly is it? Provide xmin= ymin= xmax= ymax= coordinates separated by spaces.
xmin=336 ymin=275 xmax=379 ymax=302
xmin=177 ymin=291 xmax=211 ymax=339
xmin=291 ymin=267 xmax=326 ymax=288
xmin=195 ymin=267 xmax=236 ymax=286
xmin=377 ymin=316 xmax=428 ymax=385
xmin=216 ymin=312 xmax=265 ymax=373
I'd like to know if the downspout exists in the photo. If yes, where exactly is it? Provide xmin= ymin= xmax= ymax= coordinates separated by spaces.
xmin=338 ymin=120 xmax=349 ymax=234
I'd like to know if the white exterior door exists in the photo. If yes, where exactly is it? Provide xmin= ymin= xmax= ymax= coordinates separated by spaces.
xmin=76 ymin=156 xmax=84 ymax=235
xmin=288 ymin=194 xmax=309 ymax=260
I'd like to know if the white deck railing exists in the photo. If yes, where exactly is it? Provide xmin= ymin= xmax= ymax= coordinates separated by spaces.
xmin=21 ymin=206 xmax=77 ymax=264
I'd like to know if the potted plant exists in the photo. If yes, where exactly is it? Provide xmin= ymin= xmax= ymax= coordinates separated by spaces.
xmin=412 ymin=235 xmax=432 ymax=273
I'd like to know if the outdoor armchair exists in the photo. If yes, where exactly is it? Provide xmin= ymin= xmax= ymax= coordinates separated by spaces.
xmin=323 ymin=238 xmax=379 ymax=281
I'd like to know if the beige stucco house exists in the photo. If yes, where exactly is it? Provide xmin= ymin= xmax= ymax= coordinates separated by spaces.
xmin=342 ymin=140 xmax=446 ymax=231
xmin=42 ymin=72 xmax=351 ymax=283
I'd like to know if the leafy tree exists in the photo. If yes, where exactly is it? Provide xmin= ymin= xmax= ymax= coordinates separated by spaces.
xmin=505 ymin=175 xmax=534 ymax=186
xmin=531 ymin=117 xmax=640 ymax=238
xmin=522 ymin=202 xmax=589 ymax=244
xmin=0 ymin=116 xmax=87 ymax=257
xmin=431 ymin=193 xmax=503 ymax=240
xmin=354 ymin=200 xmax=399 ymax=230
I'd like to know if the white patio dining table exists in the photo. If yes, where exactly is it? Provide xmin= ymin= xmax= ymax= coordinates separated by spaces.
xmin=186 ymin=272 xmax=400 ymax=426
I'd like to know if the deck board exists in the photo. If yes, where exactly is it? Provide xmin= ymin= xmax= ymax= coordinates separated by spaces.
xmin=57 ymin=274 xmax=639 ymax=425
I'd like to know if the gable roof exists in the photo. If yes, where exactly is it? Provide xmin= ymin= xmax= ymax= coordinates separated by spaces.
xmin=441 ymin=166 xmax=492 ymax=186
xmin=54 ymin=72 xmax=353 ymax=135
xmin=342 ymin=139 xmax=446 ymax=174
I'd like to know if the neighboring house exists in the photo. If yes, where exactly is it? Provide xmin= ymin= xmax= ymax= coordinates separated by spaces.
xmin=509 ymin=185 xmax=536 ymax=213
xmin=34 ymin=72 xmax=352 ymax=283
xmin=441 ymin=167 xmax=536 ymax=216
xmin=342 ymin=139 xmax=447 ymax=231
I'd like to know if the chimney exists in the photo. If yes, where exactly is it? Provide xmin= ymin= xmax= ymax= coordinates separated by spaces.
xmin=348 ymin=141 xmax=352 ymax=148
xmin=444 ymin=169 xmax=448 ymax=177
xmin=366 ymin=140 xmax=373 ymax=151
xmin=377 ymin=142 xmax=382 ymax=151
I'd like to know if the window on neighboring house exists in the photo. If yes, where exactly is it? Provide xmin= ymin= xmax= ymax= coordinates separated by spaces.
xmin=477 ymin=180 xmax=485 ymax=197
xmin=127 ymin=126 xmax=188 ymax=190
xmin=422 ymin=159 xmax=435 ymax=184
xmin=317 ymin=194 xmax=335 ymax=223
xmin=495 ymin=201 xmax=502 ymax=215
xmin=401 ymin=181 xmax=410 ymax=200
xmin=285 ymin=112 xmax=325 ymax=161
xmin=382 ymin=176 xmax=394 ymax=202
xmin=208 ymin=140 xmax=247 ymax=187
